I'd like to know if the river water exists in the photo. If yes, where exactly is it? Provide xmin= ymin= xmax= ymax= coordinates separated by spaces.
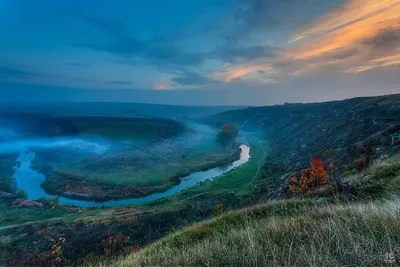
xmin=13 ymin=144 xmax=251 ymax=208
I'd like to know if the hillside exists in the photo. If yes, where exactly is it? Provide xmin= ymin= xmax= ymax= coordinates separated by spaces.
xmin=208 ymin=94 xmax=400 ymax=161
xmin=116 ymin=156 xmax=400 ymax=266
xmin=205 ymin=94 xmax=400 ymax=197
xmin=1 ymin=95 xmax=400 ymax=266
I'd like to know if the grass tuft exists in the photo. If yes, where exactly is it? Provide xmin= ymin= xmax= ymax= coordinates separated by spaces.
xmin=114 ymin=157 xmax=400 ymax=267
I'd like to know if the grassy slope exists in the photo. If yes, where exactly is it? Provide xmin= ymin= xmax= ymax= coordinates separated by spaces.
xmin=116 ymin=157 xmax=400 ymax=267
xmin=204 ymin=94 xmax=400 ymax=200
xmin=206 ymin=94 xmax=400 ymax=166
xmin=0 ymin=201 xmax=71 ymax=226
xmin=194 ymin=137 xmax=267 ymax=196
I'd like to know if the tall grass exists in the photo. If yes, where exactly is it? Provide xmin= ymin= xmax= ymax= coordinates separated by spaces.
xmin=115 ymin=158 xmax=400 ymax=267
xmin=117 ymin=200 xmax=400 ymax=266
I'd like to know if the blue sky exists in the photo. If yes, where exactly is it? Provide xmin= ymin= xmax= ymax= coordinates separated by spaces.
xmin=0 ymin=0 xmax=399 ymax=105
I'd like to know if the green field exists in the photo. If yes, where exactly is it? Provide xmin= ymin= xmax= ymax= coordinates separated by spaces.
xmin=140 ymin=135 xmax=267 ymax=210
xmin=26 ymin=117 xmax=240 ymax=201
xmin=188 ymin=136 xmax=267 ymax=195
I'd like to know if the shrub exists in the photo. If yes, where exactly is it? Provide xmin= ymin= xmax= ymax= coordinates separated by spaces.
xmin=216 ymin=124 xmax=238 ymax=147
xmin=289 ymin=157 xmax=328 ymax=194
xmin=49 ymin=195 xmax=60 ymax=207
xmin=16 ymin=189 xmax=28 ymax=199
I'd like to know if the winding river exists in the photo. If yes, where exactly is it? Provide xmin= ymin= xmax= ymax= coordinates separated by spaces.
xmin=13 ymin=144 xmax=251 ymax=207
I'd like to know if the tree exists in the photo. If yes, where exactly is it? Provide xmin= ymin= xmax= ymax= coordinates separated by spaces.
xmin=289 ymin=157 xmax=328 ymax=194
xmin=216 ymin=124 xmax=238 ymax=147
xmin=16 ymin=189 xmax=28 ymax=199
xmin=309 ymin=157 xmax=329 ymax=187
xmin=49 ymin=195 xmax=60 ymax=207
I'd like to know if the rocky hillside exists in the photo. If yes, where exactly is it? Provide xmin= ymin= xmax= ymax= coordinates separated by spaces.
xmin=207 ymin=94 xmax=400 ymax=166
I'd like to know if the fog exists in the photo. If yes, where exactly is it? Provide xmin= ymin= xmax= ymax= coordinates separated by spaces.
xmin=0 ymin=119 xmax=219 ymax=157
xmin=0 ymin=137 xmax=109 ymax=155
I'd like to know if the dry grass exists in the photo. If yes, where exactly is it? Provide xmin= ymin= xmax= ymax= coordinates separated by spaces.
xmin=116 ymin=199 xmax=400 ymax=266
xmin=113 ymin=158 xmax=400 ymax=267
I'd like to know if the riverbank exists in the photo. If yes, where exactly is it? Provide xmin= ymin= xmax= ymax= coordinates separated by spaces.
xmin=12 ymin=145 xmax=250 ymax=207
xmin=38 ymin=147 xmax=241 ymax=202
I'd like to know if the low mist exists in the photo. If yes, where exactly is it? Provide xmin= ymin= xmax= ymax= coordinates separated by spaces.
xmin=0 ymin=136 xmax=109 ymax=155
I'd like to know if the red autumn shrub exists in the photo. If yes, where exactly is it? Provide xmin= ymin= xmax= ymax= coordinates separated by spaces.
xmin=289 ymin=157 xmax=328 ymax=194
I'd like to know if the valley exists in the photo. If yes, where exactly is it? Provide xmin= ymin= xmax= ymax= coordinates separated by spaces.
xmin=1 ymin=95 xmax=400 ymax=266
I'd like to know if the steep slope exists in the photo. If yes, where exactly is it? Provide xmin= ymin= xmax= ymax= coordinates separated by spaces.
xmin=205 ymin=94 xmax=400 ymax=197
xmin=116 ymin=157 xmax=400 ymax=267
xmin=207 ymin=94 xmax=400 ymax=165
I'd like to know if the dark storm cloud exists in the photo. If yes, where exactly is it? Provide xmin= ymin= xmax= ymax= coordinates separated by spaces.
xmin=171 ymin=71 xmax=219 ymax=86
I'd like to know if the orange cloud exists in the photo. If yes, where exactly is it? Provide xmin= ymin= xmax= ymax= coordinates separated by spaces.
xmin=289 ymin=0 xmax=400 ymax=60
xmin=345 ymin=53 xmax=400 ymax=73
xmin=212 ymin=0 xmax=400 ymax=83
xmin=214 ymin=64 xmax=273 ymax=82
xmin=291 ymin=0 xmax=400 ymax=43
xmin=215 ymin=64 xmax=265 ymax=82
xmin=371 ymin=54 xmax=400 ymax=64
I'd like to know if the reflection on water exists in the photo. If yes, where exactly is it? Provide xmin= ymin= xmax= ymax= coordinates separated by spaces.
xmin=13 ymin=144 xmax=251 ymax=208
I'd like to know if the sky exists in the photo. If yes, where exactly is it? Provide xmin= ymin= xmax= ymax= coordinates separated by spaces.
xmin=0 ymin=0 xmax=399 ymax=106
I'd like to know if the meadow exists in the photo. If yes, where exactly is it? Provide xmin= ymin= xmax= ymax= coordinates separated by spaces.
xmin=0 ymin=112 xmax=241 ymax=201
xmin=26 ymin=116 xmax=240 ymax=201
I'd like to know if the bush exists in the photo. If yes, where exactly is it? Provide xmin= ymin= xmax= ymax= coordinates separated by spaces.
xmin=16 ymin=189 xmax=28 ymax=199
xmin=49 ymin=195 xmax=60 ymax=207
xmin=216 ymin=124 xmax=238 ymax=147
xmin=289 ymin=157 xmax=328 ymax=194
